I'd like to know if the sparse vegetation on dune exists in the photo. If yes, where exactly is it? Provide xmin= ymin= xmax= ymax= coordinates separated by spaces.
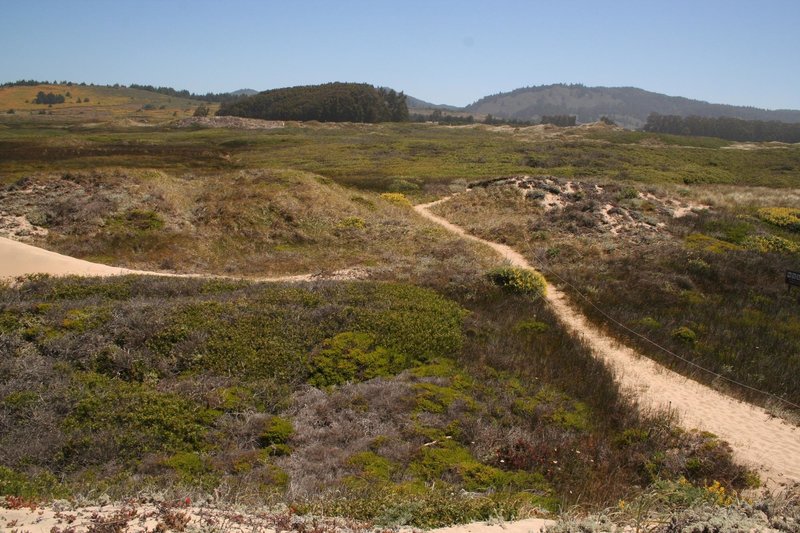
xmin=0 ymin=168 xmax=494 ymax=280
xmin=432 ymin=178 xmax=800 ymax=408
xmin=548 ymin=480 xmax=800 ymax=532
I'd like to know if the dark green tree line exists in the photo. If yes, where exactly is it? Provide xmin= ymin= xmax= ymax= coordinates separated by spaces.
xmin=217 ymin=83 xmax=409 ymax=123
xmin=644 ymin=112 xmax=800 ymax=142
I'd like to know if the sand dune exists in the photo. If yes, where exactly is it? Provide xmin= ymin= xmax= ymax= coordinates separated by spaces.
xmin=0 ymin=236 xmax=365 ymax=283
xmin=0 ymin=236 xmax=141 ymax=278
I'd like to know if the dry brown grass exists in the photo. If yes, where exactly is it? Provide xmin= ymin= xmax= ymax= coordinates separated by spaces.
xmin=0 ymin=168 xmax=495 ymax=280
xmin=0 ymin=84 xmax=209 ymax=124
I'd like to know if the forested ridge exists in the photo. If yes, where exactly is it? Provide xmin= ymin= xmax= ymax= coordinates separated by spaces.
xmin=217 ymin=82 xmax=409 ymax=123
xmin=644 ymin=112 xmax=800 ymax=143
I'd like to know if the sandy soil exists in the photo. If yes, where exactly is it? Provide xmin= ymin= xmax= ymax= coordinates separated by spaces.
xmin=415 ymin=197 xmax=800 ymax=488
xmin=0 ymin=236 xmax=368 ymax=283
xmin=171 ymin=116 xmax=285 ymax=129
xmin=430 ymin=518 xmax=553 ymax=533
xmin=0 ymin=502 xmax=554 ymax=533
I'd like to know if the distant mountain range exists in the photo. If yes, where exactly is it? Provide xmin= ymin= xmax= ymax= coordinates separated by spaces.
xmin=404 ymin=94 xmax=459 ymax=111
xmin=409 ymin=84 xmax=800 ymax=129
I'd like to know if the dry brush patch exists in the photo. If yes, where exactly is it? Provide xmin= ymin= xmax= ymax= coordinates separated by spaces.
xmin=0 ymin=168 xmax=494 ymax=282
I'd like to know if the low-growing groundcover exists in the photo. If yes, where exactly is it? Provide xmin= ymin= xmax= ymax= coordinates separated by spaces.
xmin=0 ymin=275 xmax=753 ymax=527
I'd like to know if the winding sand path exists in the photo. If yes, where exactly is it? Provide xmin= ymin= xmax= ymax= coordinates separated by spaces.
xmin=415 ymin=197 xmax=800 ymax=488
xmin=0 ymin=236 xmax=361 ymax=283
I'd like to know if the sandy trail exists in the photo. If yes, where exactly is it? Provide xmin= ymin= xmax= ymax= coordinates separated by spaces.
xmin=0 ymin=236 xmax=363 ymax=283
xmin=415 ymin=197 xmax=800 ymax=488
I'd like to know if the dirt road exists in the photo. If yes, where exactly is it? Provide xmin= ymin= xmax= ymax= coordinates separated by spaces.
xmin=415 ymin=197 xmax=800 ymax=487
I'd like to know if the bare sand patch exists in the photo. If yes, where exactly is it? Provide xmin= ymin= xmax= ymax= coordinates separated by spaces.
xmin=0 ymin=236 xmax=367 ymax=283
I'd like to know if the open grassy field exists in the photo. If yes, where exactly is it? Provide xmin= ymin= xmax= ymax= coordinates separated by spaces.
xmin=0 ymin=83 xmax=209 ymax=124
xmin=1 ymin=88 xmax=797 ymax=528
xmin=2 ymin=99 xmax=800 ymax=189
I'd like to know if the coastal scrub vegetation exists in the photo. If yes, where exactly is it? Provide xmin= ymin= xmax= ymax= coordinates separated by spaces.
xmin=0 ymin=275 xmax=754 ymax=526
xmin=1 ymin=90 xmax=796 ymax=527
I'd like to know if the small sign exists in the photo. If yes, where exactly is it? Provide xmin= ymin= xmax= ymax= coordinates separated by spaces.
xmin=787 ymin=270 xmax=800 ymax=287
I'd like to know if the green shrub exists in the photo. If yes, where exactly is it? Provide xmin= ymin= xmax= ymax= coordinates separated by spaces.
xmin=617 ymin=186 xmax=639 ymax=200
xmin=414 ymin=382 xmax=476 ymax=414
xmin=348 ymin=284 xmax=466 ymax=364
xmin=686 ymin=258 xmax=712 ymax=275
xmin=411 ymin=440 xmax=518 ymax=492
xmin=107 ymin=209 xmax=165 ymax=233
xmin=258 ymin=416 xmax=294 ymax=456
xmin=380 ymin=192 xmax=412 ymax=207
xmin=41 ymin=277 xmax=134 ymax=301
xmin=511 ymin=386 xmax=590 ymax=431
xmin=2 ymin=391 xmax=39 ymax=412
xmin=743 ymin=234 xmax=799 ymax=254
xmin=672 ymin=326 xmax=698 ymax=344
xmin=487 ymin=267 xmax=547 ymax=297
xmin=757 ymin=207 xmax=800 ymax=231
xmin=0 ymin=467 xmax=68 ymax=499
xmin=551 ymin=401 xmax=591 ymax=431
xmin=321 ymin=482 xmax=554 ymax=528
xmin=513 ymin=319 xmax=550 ymax=334
xmin=638 ymin=316 xmax=662 ymax=329
xmin=338 ymin=216 xmax=366 ymax=229
xmin=685 ymin=233 xmax=741 ymax=254
xmin=388 ymin=179 xmax=420 ymax=192
xmin=149 ymin=283 xmax=465 ymax=382
xmin=64 ymin=372 xmax=217 ymax=461
xmin=348 ymin=451 xmax=397 ymax=482
xmin=61 ymin=306 xmax=109 ymax=332
xmin=309 ymin=332 xmax=404 ymax=387
xmin=162 ymin=451 xmax=216 ymax=487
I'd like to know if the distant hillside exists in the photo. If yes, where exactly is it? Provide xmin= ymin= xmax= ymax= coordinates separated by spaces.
xmin=217 ymin=82 xmax=409 ymax=123
xmin=405 ymin=94 xmax=459 ymax=111
xmin=464 ymin=84 xmax=800 ymax=129
xmin=230 ymin=88 xmax=258 ymax=96
xmin=0 ymin=82 xmax=204 ymax=123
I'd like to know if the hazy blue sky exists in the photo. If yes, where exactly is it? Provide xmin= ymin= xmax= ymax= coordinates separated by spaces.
xmin=2 ymin=0 xmax=798 ymax=109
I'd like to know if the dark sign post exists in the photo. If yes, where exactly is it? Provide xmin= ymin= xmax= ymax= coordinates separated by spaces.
xmin=787 ymin=270 xmax=800 ymax=292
